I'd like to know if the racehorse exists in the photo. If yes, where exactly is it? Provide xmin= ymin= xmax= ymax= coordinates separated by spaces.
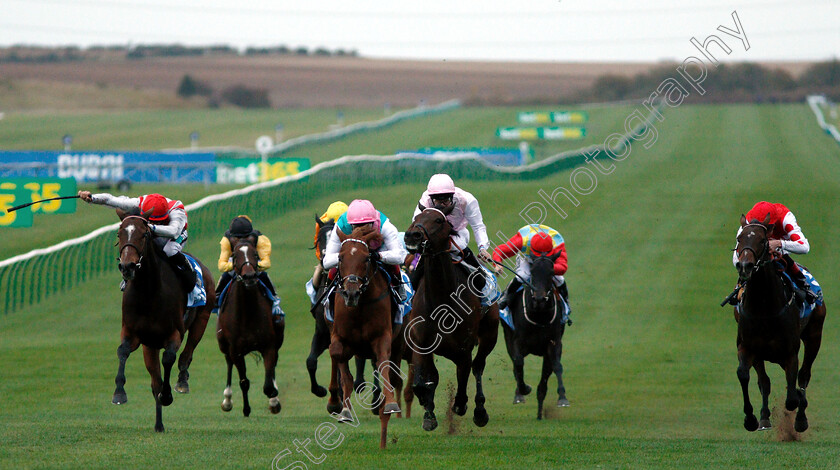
xmin=113 ymin=209 xmax=215 ymax=432
xmin=502 ymin=251 xmax=569 ymax=419
xmin=403 ymin=206 xmax=499 ymax=432
xmin=326 ymin=226 xmax=404 ymax=449
xmin=217 ymin=240 xmax=285 ymax=416
xmin=306 ymin=216 xmax=367 ymax=398
xmin=733 ymin=214 xmax=826 ymax=433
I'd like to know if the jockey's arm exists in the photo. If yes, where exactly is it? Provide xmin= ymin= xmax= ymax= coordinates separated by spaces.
xmin=89 ymin=193 xmax=140 ymax=211
xmin=463 ymin=197 xmax=490 ymax=253
xmin=256 ymin=234 xmax=272 ymax=270
xmin=492 ymin=232 xmax=523 ymax=263
xmin=553 ymin=243 xmax=568 ymax=276
xmin=731 ymin=226 xmax=743 ymax=267
xmin=780 ymin=212 xmax=810 ymax=255
xmin=149 ymin=209 xmax=186 ymax=239
xmin=322 ymin=226 xmax=342 ymax=270
xmin=218 ymin=237 xmax=233 ymax=272
xmin=377 ymin=221 xmax=408 ymax=265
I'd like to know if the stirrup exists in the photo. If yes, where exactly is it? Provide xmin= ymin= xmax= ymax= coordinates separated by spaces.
xmin=119 ymin=280 xmax=126 ymax=292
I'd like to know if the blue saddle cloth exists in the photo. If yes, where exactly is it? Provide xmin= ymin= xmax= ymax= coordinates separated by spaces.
xmin=184 ymin=254 xmax=206 ymax=308
xmin=781 ymin=264 xmax=823 ymax=320
xmin=499 ymin=282 xmax=570 ymax=331
xmin=217 ymin=278 xmax=278 ymax=315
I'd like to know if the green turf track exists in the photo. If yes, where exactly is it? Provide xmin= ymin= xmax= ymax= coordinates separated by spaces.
xmin=1 ymin=103 xmax=839 ymax=469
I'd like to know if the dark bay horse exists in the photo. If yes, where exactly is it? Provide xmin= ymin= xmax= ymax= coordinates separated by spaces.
xmin=502 ymin=251 xmax=569 ymax=419
xmin=327 ymin=226 xmax=404 ymax=449
xmin=403 ymin=207 xmax=499 ymax=432
xmin=113 ymin=210 xmax=215 ymax=432
xmin=733 ymin=214 xmax=826 ymax=433
xmin=306 ymin=216 xmax=367 ymax=398
xmin=217 ymin=240 xmax=285 ymax=416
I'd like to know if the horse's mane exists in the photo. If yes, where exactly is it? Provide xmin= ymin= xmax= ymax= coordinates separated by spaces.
xmin=349 ymin=225 xmax=384 ymax=248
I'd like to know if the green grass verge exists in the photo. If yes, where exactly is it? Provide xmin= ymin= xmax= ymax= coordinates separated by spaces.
xmin=1 ymin=103 xmax=839 ymax=469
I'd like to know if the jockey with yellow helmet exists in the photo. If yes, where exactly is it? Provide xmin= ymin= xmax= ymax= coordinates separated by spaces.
xmin=78 ymin=190 xmax=195 ymax=290
xmin=216 ymin=215 xmax=284 ymax=321
xmin=492 ymin=224 xmax=569 ymax=314
xmin=311 ymin=201 xmax=349 ymax=288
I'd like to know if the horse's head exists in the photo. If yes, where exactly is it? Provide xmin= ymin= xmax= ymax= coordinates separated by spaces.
xmin=232 ymin=241 xmax=260 ymax=288
xmin=528 ymin=251 xmax=562 ymax=308
xmin=314 ymin=215 xmax=335 ymax=261
xmin=336 ymin=226 xmax=380 ymax=308
xmin=735 ymin=213 xmax=772 ymax=281
xmin=404 ymin=205 xmax=454 ymax=254
xmin=116 ymin=208 xmax=153 ymax=281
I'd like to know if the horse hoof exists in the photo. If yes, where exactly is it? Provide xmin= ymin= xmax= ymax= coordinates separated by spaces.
xmin=383 ymin=403 xmax=401 ymax=415
xmin=520 ymin=384 xmax=532 ymax=396
xmin=785 ymin=399 xmax=799 ymax=411
xmin=175 ymin=382 xmax=190 ymax=394
xmin=327 ymin=401 xmax=342 ymax=415
xmin=112 ymin=393 xmax=127 ymax=405
xmin=513 ymin=394 xmax=525 ymax=404
xmin=337 ymin=408 xmax=353 ymax=423
xmin=795 ymin=418 xmax=809 ymax=433
xmin=452 ymin=403 xmax=467 ymax=416
xmin=221 ymin=400 xmax=233 ymax=412
xmin=159 ymin=390 xmax=173 ymax=407
xmin=243 ymin=406 xmax=251 ymax=417
xmin=758 ymin=419 xmax=772 ymax=430
xmin=155 ymin=424 xmax=165 ymax=433
xmin=473 ymin=408 xmax=489 ymax=427
xmin=311 ymin=386 xmax=328 ymax=398
xmin=744 ymin=415 xmax=759 ymax=432
xmin=557 ymin=398 xmax=570 ymax=407
xmin=422 ymin=417 xmax=438 ymax=432
xmin=269 ymin=397 xmax=281 ymax=415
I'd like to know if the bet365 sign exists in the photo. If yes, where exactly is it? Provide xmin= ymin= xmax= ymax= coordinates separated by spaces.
xmin=0 ymin=178 xmax=77 ymax=227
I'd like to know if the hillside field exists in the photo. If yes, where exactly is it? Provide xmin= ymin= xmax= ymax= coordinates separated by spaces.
xmin=1 ymin=103 xmax=840 ymax=469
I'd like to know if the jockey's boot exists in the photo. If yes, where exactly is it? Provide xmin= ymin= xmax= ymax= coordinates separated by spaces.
xmin=790 ymin=270 xmax=820 ymax=304
xmin=461 ymin=248 xmax=486 ymax=291
xmin=499 ymin=278 xmax=522 ymax=311
xmin=557 ymin=281 xmax=572 ymax=325
xmin=169 ymin=252 xmax=197 ymax=292
xmin=259 ymin=272 xmax=285 ymax=323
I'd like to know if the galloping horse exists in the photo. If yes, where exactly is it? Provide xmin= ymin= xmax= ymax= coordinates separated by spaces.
xmin=217 ymin=240 xmax=285 ymax=416
xmin=306 ymin=216 xmax=367 ymax=398
xmin=403 ymin=206 xmax=499 ymax=432
xmin=327 ymin=226 xmax=404 ymax=449
xmin=113 ymin=209 xmax=215 ymax=432
xmin=502 ymin=251 xmax=569 ymax=419
xmin=733 ymin=214 xmax=826 ymax=432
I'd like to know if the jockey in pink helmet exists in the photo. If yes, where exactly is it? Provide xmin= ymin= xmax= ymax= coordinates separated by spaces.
xmin=322 ymin=199 xmax=408 ymax=301
xmin=411 ymin=174 xmax=493 ymax=285
xmin=78 ymin=190 xmax=195 ymax=290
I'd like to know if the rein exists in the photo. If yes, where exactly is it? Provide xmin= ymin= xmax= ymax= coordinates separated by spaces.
xmin=117 ymin=216 xmax=152 ymax=269
xmin=337 ymin=238 xmax=374 ymax=299
xmin=736 ymin=223 xmax=772 ymax=280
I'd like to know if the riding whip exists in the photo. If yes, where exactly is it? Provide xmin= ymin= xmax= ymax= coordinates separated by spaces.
xmin=487 ymin=259 xmax=536 ymax=290
xmin=6 ymin=195 xmax=80 ymax=213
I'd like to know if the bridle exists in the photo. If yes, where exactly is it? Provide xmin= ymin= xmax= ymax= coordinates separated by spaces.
xmin=409 ymin=208 xmax=452 ymax=258
xmin=117 ymin=216 xmax=151 ymax=269
xmin=735 ymin=223 xmax=772 ymax=279
xmin=522 ymin=256 xmax=560 ymax=326
xmin=232 ymin=244 xmax=259 ymax=284
xmin=337 ymin=238 xmax=374 ymax=296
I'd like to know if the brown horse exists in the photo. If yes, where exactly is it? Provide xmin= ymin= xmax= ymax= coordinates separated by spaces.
xmin=113 ymin=209 xmax=215 ymax=432
xmin=327 ymin=226 xmax=404 ymax=449
xmin=403 ymin=207 xmax=499 ymax=432
xmin=502 ymin=251 xmax=569 ymax=419
xmin=307 ymin=216 xmax=368 ymax=398
xmin=217 ymin=240 xmax=285 ymax=416
xmin=733 ymin=214 xmax=827 ymax=432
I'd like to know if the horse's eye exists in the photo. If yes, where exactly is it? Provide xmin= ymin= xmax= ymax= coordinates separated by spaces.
xmin=436 ymin=218 xmax=443 ymax=224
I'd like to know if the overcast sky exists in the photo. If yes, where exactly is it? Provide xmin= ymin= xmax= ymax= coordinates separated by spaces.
xmin=2 ymin=0 xmax=838 ymax=62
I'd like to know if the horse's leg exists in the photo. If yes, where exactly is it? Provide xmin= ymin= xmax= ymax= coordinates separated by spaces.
xmin=112 ymin=333 xmax=140 ymax=404
xmin=452 ymin=352 xmax=472 ymax=417
xmin=159 ymin=332 xmax=181 ymax=407
xmin=369 ymin=358 xmax=381 ymax=416
xmin=326 ymin=354 xmax=342 ymax=415
xmin=353 ymin=356 xmax=367 ymax=394
xmin=753 ymin=360 xmax=771 ymax=430
xmin=263 ymin=347 xmax=281 ymax=415
xmin=404 ymin=363 xmax=415 ymax=419
xmin=736 ymin=345 xmax=758 ymax=431
xmin=503 ymin=327 xmax=529 ymax=404
xmin=551 ymin=335 xmax=569 ymax=408
xmin=176 ymin=307 xmax=210 ymax=394
xmin=221 ymin=354 xmax=234 ymax=412
xmin=782 ymin=354 xmax=800 ymax=412
xmin=233 ymin=354 xmax=251 ymax=417
xmin=412 ymin=351 xmax=439 ymax=432
xmin=306 ymin=327 xmax=329 ymax=398
xmin=337 ymin=358 xmax=355 ymax=423
xmin=796 ymin=304 xmax=825 ymax=433
xmin=471 ymin=307 xmax=498 ymax=427
xmin=141 ymin=346 xmax=165 ymax=432
xmin=536 ymin=355 xmax=553 ymax=420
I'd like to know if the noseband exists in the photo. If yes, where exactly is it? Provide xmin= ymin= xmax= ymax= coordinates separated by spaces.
xmin=338 ymin=238 xmax=373 ymax=295
xmin=736 ymin=223 xmax=772 ymax=278
xmin=233 ymin=245 xmax=259 ymax=283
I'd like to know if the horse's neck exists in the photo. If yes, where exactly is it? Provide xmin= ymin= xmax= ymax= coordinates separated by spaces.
xmin=523 ymin=287 xmax=558 ymax=321
xmin=422 ymin=250 xmax=460 ymax=304
xmin=744 ymin=262 xmax=788 ymax=311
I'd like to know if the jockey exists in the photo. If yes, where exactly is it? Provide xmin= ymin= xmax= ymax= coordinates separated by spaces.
xmin=216 ymin=215 xmax=284 ymax=322
xmin=493 ymin=225 xmax=569 ymax=313
xmin=732 ymin=201 xmax=819 ymax=304
xmin=311 ymin=201 xmax=349 ymax=288
xmin=323 ymin=199 xmax=408 ymax=302
xmin=78 ymin=190 xmax=195 ymax=290
xmin=412 ymin=173 xmax=493 ymax=287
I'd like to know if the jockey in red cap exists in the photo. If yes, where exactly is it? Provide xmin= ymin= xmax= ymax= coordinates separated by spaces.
xmin=492 ymin=224 xmax=569 ymax=314
xmin=731 ymin=201 xmax=819 ymax=304
xmin=78 ymin=190 xmax=196 ymax=290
